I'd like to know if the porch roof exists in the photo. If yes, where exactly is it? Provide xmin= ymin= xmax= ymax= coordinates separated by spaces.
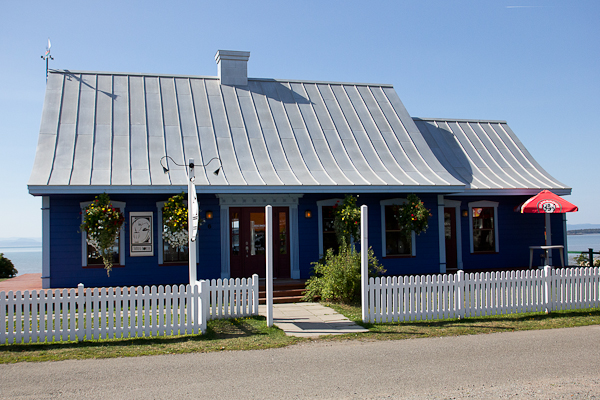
xmin=28 ymin=70 xmax=465 ymax=195
xmin=413 ymin=118 xmax=571 ymax=196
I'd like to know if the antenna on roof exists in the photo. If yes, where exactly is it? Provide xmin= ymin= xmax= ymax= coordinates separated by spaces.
xmin=40 ymin=38 xmax=53 ymax=83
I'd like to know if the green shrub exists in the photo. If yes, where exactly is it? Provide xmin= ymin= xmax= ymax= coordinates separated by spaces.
xmin=0 ymin=253 xmax=18 ymax=278
xmin=303 ymin=242 xmax=385 ymax=304
xmin=574 ymin=253 xmax=600 ymax=267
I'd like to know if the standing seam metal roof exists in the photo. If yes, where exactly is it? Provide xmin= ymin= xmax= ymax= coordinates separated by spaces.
xmin=413 ymin=118 xmax=570 ymax=194
xmin=28 ymin=70 xmax=465 ymax=194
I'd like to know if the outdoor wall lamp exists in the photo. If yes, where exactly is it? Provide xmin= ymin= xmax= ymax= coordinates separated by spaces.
xmin=462 ymin=210 xmax=469 ymax=217
xmin=205 ymin=210 xmax=213 ymax=219
xmin=305 ymin=210 xmax=312 ymax=218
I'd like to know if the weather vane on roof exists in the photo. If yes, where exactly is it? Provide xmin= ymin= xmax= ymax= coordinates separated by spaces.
xmin=40 ymin=38 xmax=53 ymax=83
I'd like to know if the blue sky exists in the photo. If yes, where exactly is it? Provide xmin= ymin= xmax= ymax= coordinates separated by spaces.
xmin=1 ymin=0 xmax=598 ymax=238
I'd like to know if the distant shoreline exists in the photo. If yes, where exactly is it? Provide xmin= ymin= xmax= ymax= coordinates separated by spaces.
xmin=567 ymin=229 xmax=600 ymax=236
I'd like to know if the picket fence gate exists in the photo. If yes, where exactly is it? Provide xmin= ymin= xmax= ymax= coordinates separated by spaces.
xmin=1 ymin=274 xmax=259 ymax=344
xmin=364 ymin=266 xmax=600 ymax=323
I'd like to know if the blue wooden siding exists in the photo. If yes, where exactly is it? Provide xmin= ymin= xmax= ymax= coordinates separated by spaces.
xmin=48 ymin=192 xmax=565 ymax=287
xmin=48 ymin=194 xmax=221 ymax=288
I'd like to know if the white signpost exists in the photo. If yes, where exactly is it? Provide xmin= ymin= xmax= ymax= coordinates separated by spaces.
xmin=188 ymin=158 xmax=198 ymax=284
xmin=361 ymin=205 xmax=368 ymax=323
xmin=266 ymin=205 xmax=273 ymax=327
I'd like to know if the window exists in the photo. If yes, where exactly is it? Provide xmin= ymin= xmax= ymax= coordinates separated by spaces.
xmin=380 ymin=199 xmax=416 ymax=257
xmin=80 ymin=200 xmax=126 ymax=267
xmin=468 ymin=201 xmax=499 ymax=253
xmin=157 ymin=201 xmax=189 ymax=264
xmin=317 ymin=198 xmax=342 ymax=256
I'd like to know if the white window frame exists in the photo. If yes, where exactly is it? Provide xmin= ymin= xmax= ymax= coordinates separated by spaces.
xmin=380 ymin=198 xmax=417 ymax=257
xmin=468 ymin=200 xmax=499 ymax=253
xmin=80 ymin=200 xmax=126 ymax=267
xmin=317 ymin=198 xmax=343 ymax=256
xmin=157 ymin=200 xmax=191 ymax=265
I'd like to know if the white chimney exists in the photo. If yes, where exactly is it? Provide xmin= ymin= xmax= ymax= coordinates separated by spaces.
xmin=215 ymin=50 xmax=250 ymax=86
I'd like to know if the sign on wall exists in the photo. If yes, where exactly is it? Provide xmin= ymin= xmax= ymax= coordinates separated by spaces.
xmin=130 ymin=212 xmax=154 ymax=257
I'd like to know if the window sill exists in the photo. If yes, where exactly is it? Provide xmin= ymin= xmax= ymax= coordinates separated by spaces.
xmin=159 ymin=262 xmax=189 ymax=267
xmin=83 ymin=264 xmax=125 ymax=269
xmin=383 ymin=255 xmax=415 ymax=259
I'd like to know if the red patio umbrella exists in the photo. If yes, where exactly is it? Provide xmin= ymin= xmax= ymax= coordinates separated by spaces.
xmin=516 ymin=190 xmax=578 ymax=266
xmin=517 ymin=190 xmax=578 ymax=214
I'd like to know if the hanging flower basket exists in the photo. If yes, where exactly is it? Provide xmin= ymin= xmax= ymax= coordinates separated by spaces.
xmin=392 ymin=194 xmax=432 ymax=238
xmin=80 ymin=193 xmax=124 ymax=277
xmin=162 ymin=193 xmax=205 ymax=249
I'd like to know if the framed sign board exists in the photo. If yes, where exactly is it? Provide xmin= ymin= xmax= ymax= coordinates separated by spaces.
xmin=130 ymin=212 xmax=154 ymax=257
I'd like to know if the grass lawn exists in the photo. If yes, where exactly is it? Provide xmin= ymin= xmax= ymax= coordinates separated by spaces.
xmin=325 ymin=303 xmax=600 ymax=342
xmin=1 ymin=306 xmax=599 ymax=364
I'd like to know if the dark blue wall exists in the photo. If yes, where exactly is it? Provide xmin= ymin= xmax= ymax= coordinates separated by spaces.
xmin=449 ymin=195 xmax=566 ymax=271
xmin=48 ymin=194 xmax=221 ymax=288
xmin=48 ymin=192 xmax=567 ymax=287
xmin=297 ymin=193 xmax=441 ymax=278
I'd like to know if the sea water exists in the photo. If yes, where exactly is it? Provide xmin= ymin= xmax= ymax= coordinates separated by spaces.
xmin=1 ymin=234 xmax=599 ymax=276
xmin=0 ymin=247 xmax=42 ymax=276
xmin=567 ymin=233 xmax=600 ymax=265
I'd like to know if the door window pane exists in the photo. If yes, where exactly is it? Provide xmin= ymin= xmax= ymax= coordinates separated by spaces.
xmin=444 ymin=211 xmax=452 ymax=240
xmin=231 ymin=212 xmax=240 ymax=256
xmin=250 ymin=212 xmax=265 ymax=256
xmin=279 ymin=212 xmax=287 ymax=255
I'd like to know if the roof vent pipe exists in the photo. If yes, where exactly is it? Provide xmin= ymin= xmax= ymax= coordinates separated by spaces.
xmin=215 ymin=50 xmax=250 ymax=86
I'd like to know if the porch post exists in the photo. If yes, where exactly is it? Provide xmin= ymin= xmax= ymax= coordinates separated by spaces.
xmin=545 ymin=213 xmax=552 ymax=265
xmin=266 ymin=205 xmax=273 ymax=327
xmin=361 ymin=205 xmax=368 ymax=323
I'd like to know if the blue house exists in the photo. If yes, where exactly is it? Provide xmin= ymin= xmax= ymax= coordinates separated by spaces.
xmin=28 ymin=50 xmax=571 ymax=289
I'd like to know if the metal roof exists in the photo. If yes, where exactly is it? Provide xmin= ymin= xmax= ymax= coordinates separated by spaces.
xmin=28 ymin=70 xmax=465 ymax=195
xmin=413 ymin=118 xmax=570 ymax=195
xmin=27 ymin=70 xmax=569 ymax=196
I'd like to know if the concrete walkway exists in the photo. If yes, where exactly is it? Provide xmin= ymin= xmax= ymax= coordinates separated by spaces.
xmin=259 ymin=302 xmax=368 ymax=338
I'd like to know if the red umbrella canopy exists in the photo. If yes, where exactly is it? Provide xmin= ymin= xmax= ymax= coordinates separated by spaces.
xmin=519 ymin=190 xmax=578 ymax=214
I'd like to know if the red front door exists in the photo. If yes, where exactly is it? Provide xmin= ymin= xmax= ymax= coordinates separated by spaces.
xmin=229 ymin=207 xmax=290 ymax=278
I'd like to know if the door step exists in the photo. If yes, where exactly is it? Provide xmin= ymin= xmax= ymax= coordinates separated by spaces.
xmin=259 ymin=279 xmax=307 ymax=304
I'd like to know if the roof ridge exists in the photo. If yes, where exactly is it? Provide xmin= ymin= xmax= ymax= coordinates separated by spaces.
xmin=48 ymin=69 xmax=394 ymax=88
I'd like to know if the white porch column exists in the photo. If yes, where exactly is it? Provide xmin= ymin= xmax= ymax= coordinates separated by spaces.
xmin=266 ymin=205 xmax=273 ymax=327
xmin=361 ymin=205 xmax=368 ymax=323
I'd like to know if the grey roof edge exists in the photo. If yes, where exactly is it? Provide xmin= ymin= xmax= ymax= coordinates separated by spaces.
xmin=48 ymin=69 xmax=394 ymax=88
xmin=448 ymin=188 xmax=572 ymax=197
xmin=414 ymin=117 xmax=508 ymax=124
xmin=29 ymin=185 xmax=571 ymax=197
xmin=28 ymin=184 xmax=466 ymax=196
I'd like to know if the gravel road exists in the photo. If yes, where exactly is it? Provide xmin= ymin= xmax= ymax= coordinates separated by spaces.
xmin=1 ymin=325 xmax=599 ymax=399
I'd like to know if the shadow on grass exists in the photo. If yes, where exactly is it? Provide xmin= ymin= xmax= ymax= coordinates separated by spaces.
xmin=340 ymin=307 xmax=600 ymax=333
xmin=0 ymin=316 xmax=270 ymax=354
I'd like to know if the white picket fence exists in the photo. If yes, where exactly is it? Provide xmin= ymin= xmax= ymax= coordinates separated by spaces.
xmin=1 ymin=274 xmax=259 ymax=344
xmin=364 ymin=266 xmax=600 ymax=323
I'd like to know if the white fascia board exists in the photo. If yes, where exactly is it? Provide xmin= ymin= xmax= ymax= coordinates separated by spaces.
xmin=446 ymin=188 xmax=572 ymax=197
xmin=28 ymin=185 xmax=466 ymax=195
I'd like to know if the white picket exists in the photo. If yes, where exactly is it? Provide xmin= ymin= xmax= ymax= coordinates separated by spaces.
xmin=361 ymin=267 xmax=600 ymax=325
